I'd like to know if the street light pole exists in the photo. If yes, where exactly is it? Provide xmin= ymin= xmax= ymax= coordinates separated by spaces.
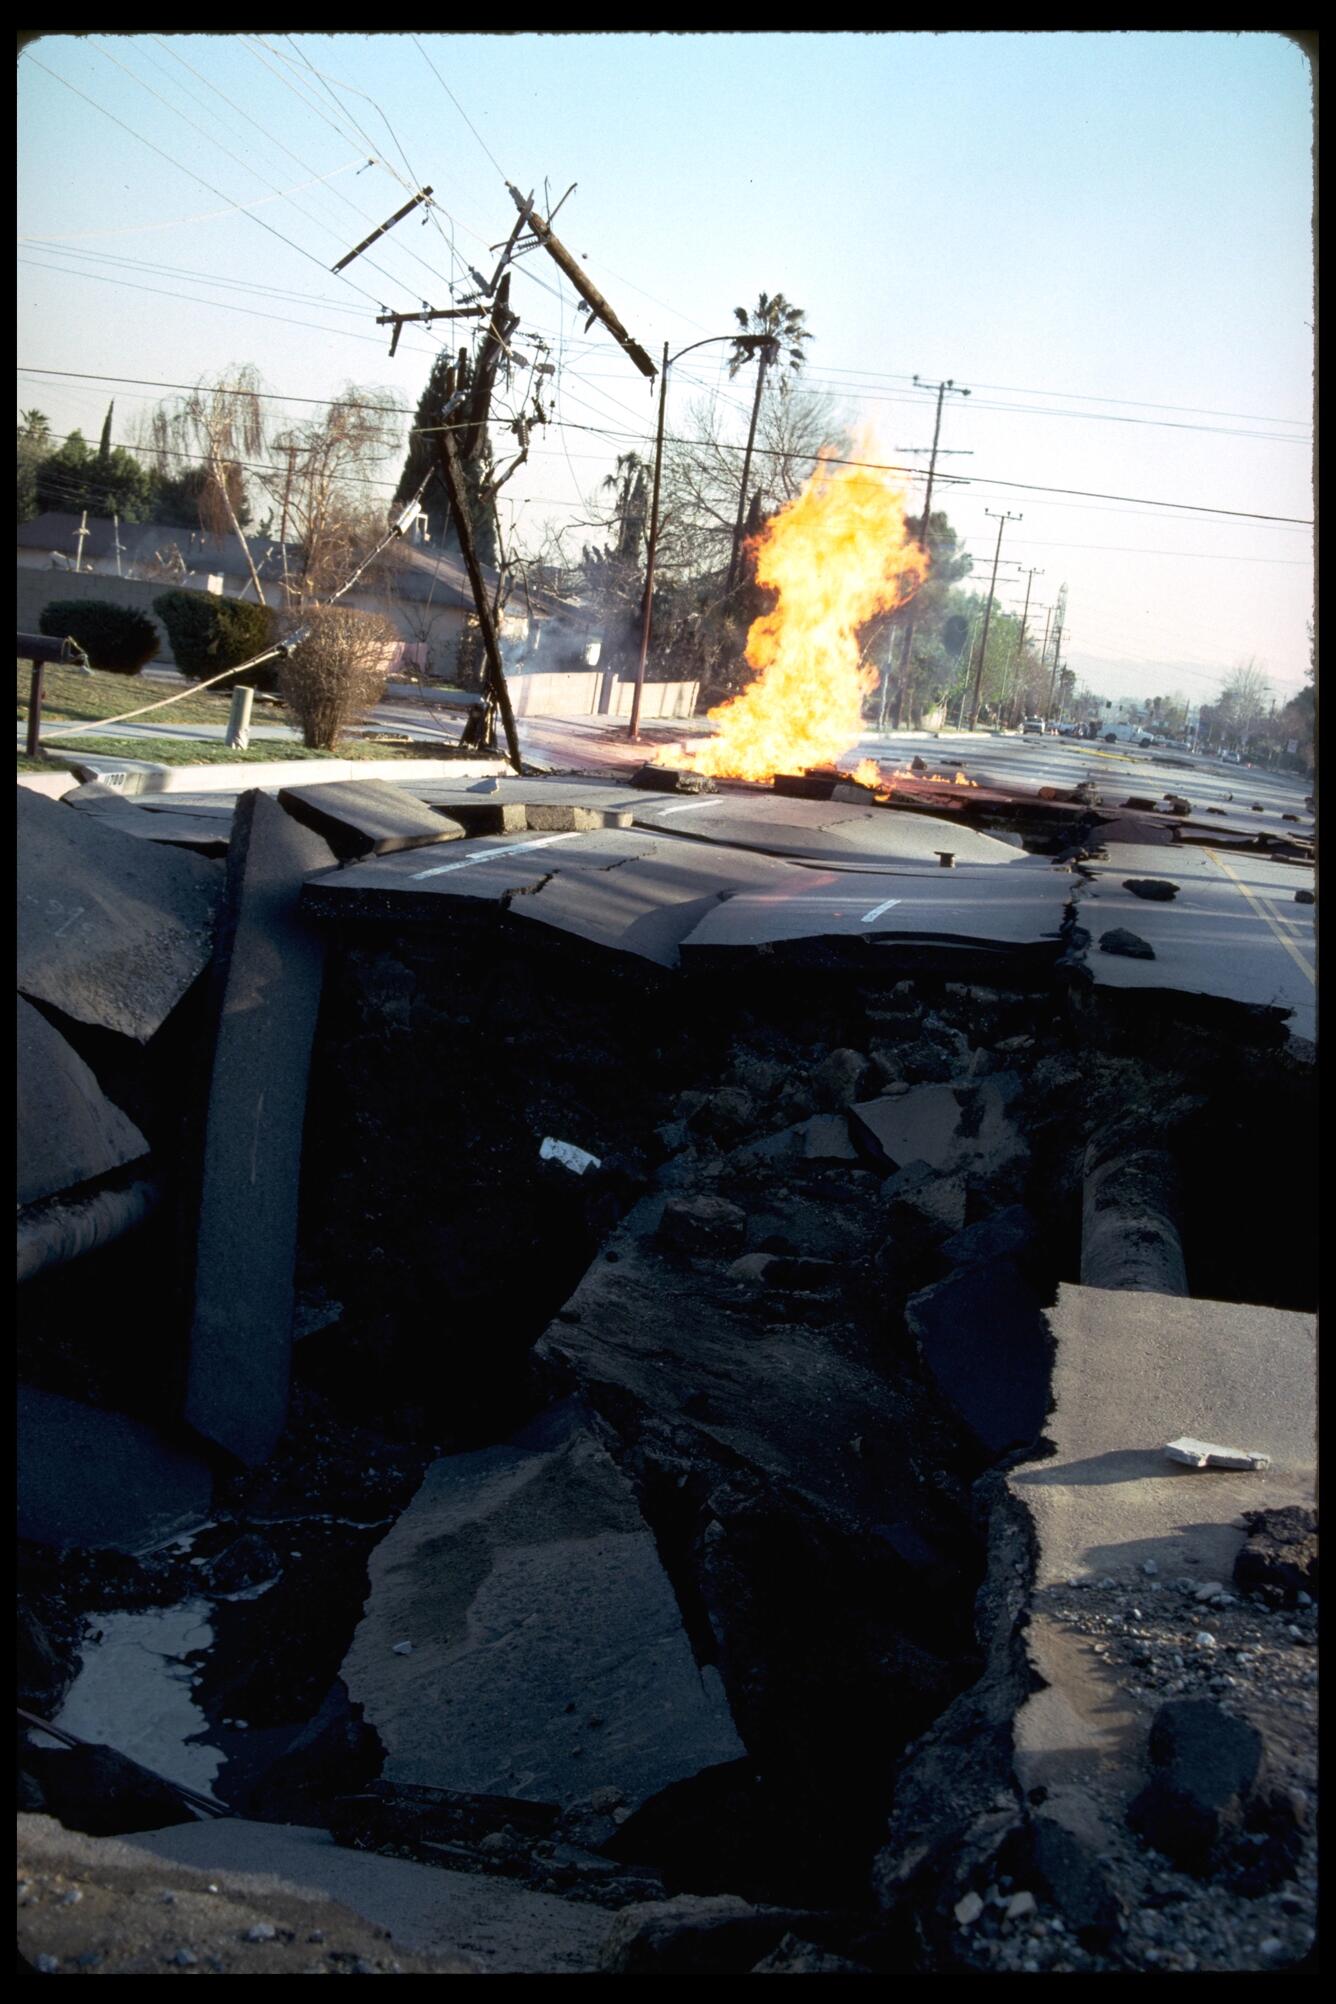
xmin=628 ymin=333 xmax=768 ymax=741
xmin=628 ymin=341 xmax=670 ymax=741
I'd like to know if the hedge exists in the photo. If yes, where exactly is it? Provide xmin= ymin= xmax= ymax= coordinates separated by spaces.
xmin=38 ymin=599 xmax=159 ymax=676
xmin=151 ymin=591 xmax=280 ymax=692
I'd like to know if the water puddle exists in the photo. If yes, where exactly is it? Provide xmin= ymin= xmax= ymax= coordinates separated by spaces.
xmin=54 ymin=1599 xmax=222 ymax=1798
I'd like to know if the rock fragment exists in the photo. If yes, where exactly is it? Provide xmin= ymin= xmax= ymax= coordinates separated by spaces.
xmin=1128 ymin=1698 xmax=1265 ymax=1872
xmin=1122 ymin=879 xmax=1179 ymax=902
xmin=1098 ymin=928 xmax=1155 ymax=960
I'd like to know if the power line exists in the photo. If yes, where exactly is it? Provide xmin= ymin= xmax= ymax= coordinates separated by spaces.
xmin=22 ymin=53 xmax=386 ymax=311
xmin=20 ymin=371 xmax=1317 ymax=527
xmin=411 ymin=34 xmax=507 ymax=180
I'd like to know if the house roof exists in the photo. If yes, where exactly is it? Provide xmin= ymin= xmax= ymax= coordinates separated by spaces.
xmin=17 ymin=512 xmax=565 ymax=620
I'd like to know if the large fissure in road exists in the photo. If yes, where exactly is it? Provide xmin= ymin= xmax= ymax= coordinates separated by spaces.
xmin=19 ymin=909 xmax=1315 ymax=1963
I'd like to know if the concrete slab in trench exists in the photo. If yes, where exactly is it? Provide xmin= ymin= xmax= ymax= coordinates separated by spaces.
xmin=340 ymin=1397 xmax=745 ymax=1813
xmin=904 ymin=1257 xmax=1052 ymax=1458
xmin=17 ymin=996 xmax=149 ymax=1207
xmin=1008 ymin=1284 xmax=1315 ymax=1804
xmin=1010 ymin=1283 xmax=1316 ymax=1588
xmin=185 ymin=791 xmax=336 ymax=1466
xmin=17 ymin=784 xmax=221 ymax=1043
xmin=277 ymin=778 xmax=464 ymax=858
xmin=620 ymin=791 xmax=1026 ymax=869
xmin=124 ymin=1821 xmax=609 ymax=1973
xmin=1075 ymin=845 xmax=1315 ymax=1040
xmin=848 ymin=1076 xmax=1025 ymax=1176
xmin=17 ymin=1387 xmax=213 ymax=1555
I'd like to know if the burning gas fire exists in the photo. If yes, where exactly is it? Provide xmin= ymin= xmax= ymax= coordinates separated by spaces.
xmin=687 ymin=448 xmax=928 ymax=783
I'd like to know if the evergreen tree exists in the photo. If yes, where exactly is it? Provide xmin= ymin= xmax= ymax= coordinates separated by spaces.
xmin=393 ymin=345 xmax=497 ymax=567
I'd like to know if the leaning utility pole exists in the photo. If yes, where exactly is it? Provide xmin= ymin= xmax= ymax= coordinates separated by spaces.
xmin=966 ymin=510 xmax=1022 ymax=729
xmin=881 ymin=375 xmax=971 ymax=732
xmin=1002 ymin=565 xmax=1043 ymax=725
xmin=74 ymin=510 xmax=89 ymax=574
xmin=435 ymin=429 xmax=522 ymax=774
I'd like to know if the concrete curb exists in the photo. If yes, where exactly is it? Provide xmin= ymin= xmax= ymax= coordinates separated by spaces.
xmin=18 ymin=756 xmax=510 ymax=796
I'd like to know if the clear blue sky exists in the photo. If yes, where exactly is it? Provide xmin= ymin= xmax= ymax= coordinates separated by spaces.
xmin=18 ymin=31 xmax=1315 ymax=707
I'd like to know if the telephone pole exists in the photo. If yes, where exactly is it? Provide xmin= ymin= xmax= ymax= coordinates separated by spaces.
xmin=966 ymin=509 xmax=1022 ymax=730
xmin=1002 ymin=565 xmax=1043 ymax=726
xmin=1045 ymin=614 xmax=1066 ymax=720
xmin=880 ymin=375 xmax=971 ymax=732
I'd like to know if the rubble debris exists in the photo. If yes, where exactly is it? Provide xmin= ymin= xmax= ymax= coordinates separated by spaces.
xmin=1098 ymin=928 xmax=1156 ymax=959
xmin=1127 ymin=1699 xmax=1265 ymax=1873
xmin=1163 ymin=1438 xmax=1272 ymax=1472
xmin=596 ymin=1893 xmax=808 ymax=1974
xmin=1023 ymin=1800 xmax=1125 ymax=1946
xmin=904 ymin=1258 xmax=1052 ymax=1458
xmin=540 ymin=1137 xmax=603 ymax=1176
xmin=1163 ymin=796 xmax=1192 ymax=817
xmin=1122 ymin=879 xmax=1180 ymax=902
xmin=1294 ymin=888 xmax=1314 ymax=905
xmin=17 ymin=996 xmax=149 ymax=1208
xmin=18 ymin=1176 xmax=161 ymax=1286
xmin=338 ymin=1398 xmax=746 ymax=1815
xmin=17 ymin=1387 xmax=212 ymax=1556
xmin=18 ymin=784 xmax=221 ymax=1044
xmin=937 ymin=1204 xmax=1037 ymax=1274
xmin=630 ymin=764 xmax=716 ymax=794
xmin=1122 ymin=796 xmax=1159 ymax=812
xmin=659 ymin=1193 xmax=748 ymax=1258
xmin=1232 ymin=1506 xmax=1317 ymax=1606
xmin=20 ymin=1743 xmax=204 ymax=1838
xmin=277 ymin=779 xmax=464 ymax=859
xmin=186 ymin=791 xmax=336 ymax=1466
xmin=749 ymin=1932 xmax=871 ymax=1972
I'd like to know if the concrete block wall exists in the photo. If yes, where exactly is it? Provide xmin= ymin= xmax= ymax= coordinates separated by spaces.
xmin=16 ymin=569 xmax=180 ymax=665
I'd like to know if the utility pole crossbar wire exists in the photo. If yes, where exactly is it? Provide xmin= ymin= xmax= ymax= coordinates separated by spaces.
xmin=332 ymin=187 xmax=434 ymax=273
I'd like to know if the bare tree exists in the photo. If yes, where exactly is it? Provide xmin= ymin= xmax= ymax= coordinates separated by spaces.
xmin=148 ymin=365 xmax=269 ymax=604
xmin=1218 ymin=658 xmax=1273 ymax=745
xmin=268 ymin=383 xmax=402 ymax=605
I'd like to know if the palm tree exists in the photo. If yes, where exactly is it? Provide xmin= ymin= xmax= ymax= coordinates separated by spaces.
xmin=725 ymin=293 xmax=812 ymax=587
xmin=728 ymin=292 xmax=810 ymax=384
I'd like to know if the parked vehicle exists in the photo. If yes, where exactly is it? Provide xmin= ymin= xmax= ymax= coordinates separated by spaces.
xmin=1221 ymin=748 xmax=1242 ymax=764
xmin=1021 ymin=717 xmax=1045 ymax=735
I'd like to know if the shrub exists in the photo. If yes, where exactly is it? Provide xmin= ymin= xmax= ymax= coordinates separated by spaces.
xmin=278 ymin=605 xmax=397 ymax=750
xmin=37 ymin=599 xmax=159 ymax=675
xmin=151 ymin=590 xmax=280 ymax=692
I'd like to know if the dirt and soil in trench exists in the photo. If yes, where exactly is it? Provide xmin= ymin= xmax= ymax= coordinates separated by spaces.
xmin=17 ymin=905 xmax=1318 ymax=1973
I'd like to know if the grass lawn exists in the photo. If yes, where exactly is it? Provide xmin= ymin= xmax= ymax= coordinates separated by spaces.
xmin=17 ymin=735 xmax=458 ymax=773
xmin=17 ymin=660 xmax=289 ymax=727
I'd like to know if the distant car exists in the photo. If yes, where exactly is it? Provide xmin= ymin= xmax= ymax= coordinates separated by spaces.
xmin=1057 ymin=723 xmax=1079 ymax=737
xmin=1021 ymin=718 xmax=1045 ymax=735
xmin=1221 ymin=749 xmax=1242 ymax=764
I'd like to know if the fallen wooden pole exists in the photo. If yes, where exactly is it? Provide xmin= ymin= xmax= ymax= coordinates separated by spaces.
xmin=506 ymin=183 xmax=657 ymax=380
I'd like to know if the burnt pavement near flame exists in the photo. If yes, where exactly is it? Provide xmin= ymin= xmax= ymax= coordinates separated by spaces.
xmin=16 ymin=733 xmax=1317 ymax=1974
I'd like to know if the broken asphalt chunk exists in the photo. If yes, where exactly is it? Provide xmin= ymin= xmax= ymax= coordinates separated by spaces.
xmin=1128 ymin=1698 xmax=1265 ymax=1873
xmin=1232 ymin=1506 xmax=1317 ymax=1606
xmin=17 ymin=996 xmax=149 ymax=1208
xmin=338 ymin=1398 xmax=745 ymax=1814
xmin=17 ymin=1386 xmax=212 ymax=1555
xmin=18 ymin=784 xmax=221 ymax=1043
xmin=1098 ymin=927 xmax=1156 ymax=959
xmin=659 ymin=1193 xmax=748 ymax=1258
xmin=1122 ymin=878 xmax=1180 ymax=901
xmin=277 ymin=779 xmax=464 ymax=859
xmin=185 ymin=791 xmax=336 ymax=1466
xmin=630 ymin=764 xmax=716 ymax=794
xmin=904 ymin=1257 xmax=1052 ymax=1458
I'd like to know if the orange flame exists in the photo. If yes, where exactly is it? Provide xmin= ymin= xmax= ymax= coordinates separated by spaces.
xmin=849 ymin=757 xmax=882 ymax=789
xmin=688 ymin=449 xmax=927 ymax=783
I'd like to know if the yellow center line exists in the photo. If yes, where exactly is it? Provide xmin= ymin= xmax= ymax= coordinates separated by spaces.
xmin=1205 ymin=849 xmax=1315 ymax=984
